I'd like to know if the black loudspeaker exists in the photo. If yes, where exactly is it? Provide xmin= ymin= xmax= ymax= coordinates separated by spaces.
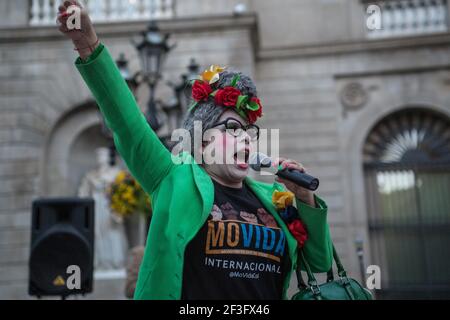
xmin=29 ymin=198 xmax=95 ymax=298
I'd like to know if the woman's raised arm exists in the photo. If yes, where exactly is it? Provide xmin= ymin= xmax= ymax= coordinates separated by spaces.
xmin=57 ymin=1 xmax=174 ymax=194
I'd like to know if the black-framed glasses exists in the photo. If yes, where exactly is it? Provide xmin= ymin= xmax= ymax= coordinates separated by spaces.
xmin=212 ymin=117 xmax=260 ymax=141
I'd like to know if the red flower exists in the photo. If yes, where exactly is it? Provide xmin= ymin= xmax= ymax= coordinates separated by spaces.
xmin=288 ymin=219 xmax=308 ymax=248
xmin=214 ymin=86 xmax=240 ymax=107
xmin=247 ymin=97 xmax=263 ymax=124
xmin=192 ymin=80 xmax=212 ymax=102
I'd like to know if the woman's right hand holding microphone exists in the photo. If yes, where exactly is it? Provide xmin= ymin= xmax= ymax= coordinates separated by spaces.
xmin=56 ymin=0 xmax=99 ymax=59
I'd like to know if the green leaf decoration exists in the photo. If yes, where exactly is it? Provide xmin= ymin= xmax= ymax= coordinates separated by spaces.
xmin=236 ymin=95 xmax=248 ymax=109
xmin=231 ymin=74 xmax=240 ymax=87
xmin=188 ymin=101 xmax=198 ymax=112
xmin=209 ymin=89 xmax=219 ymax=97
xmin=236 ymin=109 xmax=248 ymax=121
xmin=246 ymin=101 xmax=260 ymax=111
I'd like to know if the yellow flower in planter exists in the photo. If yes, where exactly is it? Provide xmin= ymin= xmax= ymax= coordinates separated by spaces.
xmin=115 ymin=171 xmax=126 ymax=183
xmin=272 ymin=190 xmax=295 ymax=210
xmin=107 ymin=170 xmax=152 ymax=219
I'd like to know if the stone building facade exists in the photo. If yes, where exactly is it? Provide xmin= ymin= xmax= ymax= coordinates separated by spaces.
xmin=1 ymin=0 xmax=449 ymax=299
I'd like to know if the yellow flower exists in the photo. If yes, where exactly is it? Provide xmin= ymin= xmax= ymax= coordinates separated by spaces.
xmin=115 ymin=171 xmax=126 ymax=183
xmin=201 ymin=65 xmax=225 ymax=84
xmin=272 ymin=190 xmax=295 ymax=210
xmin=108 ymin=170 xmax=153 ymax=217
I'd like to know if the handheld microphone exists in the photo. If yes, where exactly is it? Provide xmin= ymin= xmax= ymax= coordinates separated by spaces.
xmin=249 ymin=152 xmax=319 ymax=191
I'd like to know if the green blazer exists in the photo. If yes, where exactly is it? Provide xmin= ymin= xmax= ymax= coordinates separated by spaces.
xmin=75 ymin=44 xmax=333 ymax=300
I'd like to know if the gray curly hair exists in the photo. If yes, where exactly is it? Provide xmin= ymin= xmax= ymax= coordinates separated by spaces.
xmin=181 ymin=69 xmax=258 ymax=154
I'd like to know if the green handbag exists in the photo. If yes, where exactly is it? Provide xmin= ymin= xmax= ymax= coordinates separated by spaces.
xmin=292 ymin=244 xmax=373 ymax=300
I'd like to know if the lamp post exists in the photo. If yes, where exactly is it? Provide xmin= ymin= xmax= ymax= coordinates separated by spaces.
xmin=355 ymin=237 xmax=366 ymax=284
xmin=166 ymin=58 xmax=200 ymax=117
xmin=116 ymin=53 xmax=139 ymax=94
xmin=158 ymin=58 xmax=199 ymax=149
xmin=180 ymin=58 xmax=200 ymax=113
xmin=133 ymin=21 xmax=175 ymax=132
xmin=186 ymin=58 xmax=201 ymax=81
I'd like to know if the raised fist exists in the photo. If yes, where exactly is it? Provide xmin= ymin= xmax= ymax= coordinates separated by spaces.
xmin=56 ymin=0 xmax=98 ymax=58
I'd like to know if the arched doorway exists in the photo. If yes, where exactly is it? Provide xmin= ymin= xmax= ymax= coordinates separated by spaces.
xmin=42 ymin=101 xmax=113 ymax=196
xmin=363 ymin=108 xmax=450 ymax=299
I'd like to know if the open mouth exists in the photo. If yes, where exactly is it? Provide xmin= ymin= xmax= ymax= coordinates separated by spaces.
xmin=233 ymin=148 xmax=250 ymax=168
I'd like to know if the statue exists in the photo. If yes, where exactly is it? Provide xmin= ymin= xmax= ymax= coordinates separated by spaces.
xmin=78 ymin=147 xmax=128 ymax=271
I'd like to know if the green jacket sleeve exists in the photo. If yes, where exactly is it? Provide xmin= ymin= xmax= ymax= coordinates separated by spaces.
xmin=75 ymin=44 xmax=174 ymax=195
xmin=296 ymin=195 xmax=333 ymax=273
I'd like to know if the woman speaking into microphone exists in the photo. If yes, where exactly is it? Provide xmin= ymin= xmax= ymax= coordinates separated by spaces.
xmin=57 ymin=1 xmax=333 ymax=300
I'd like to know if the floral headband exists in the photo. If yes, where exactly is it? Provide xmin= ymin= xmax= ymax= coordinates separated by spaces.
xmin=188 ymin=65 xmax=263 ymax=124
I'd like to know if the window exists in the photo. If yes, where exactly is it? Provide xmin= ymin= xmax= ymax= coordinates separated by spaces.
xmin=363 ymin=108 xmax=450 ymax=299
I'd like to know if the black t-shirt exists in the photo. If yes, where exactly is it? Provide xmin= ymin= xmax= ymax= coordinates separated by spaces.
xmin=181 ymin=179 xmax=291 ymax=300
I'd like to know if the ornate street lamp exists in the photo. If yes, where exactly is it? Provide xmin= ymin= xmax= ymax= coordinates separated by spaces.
xmin=159 ymin=58 xmax=200 ymax=149
xmin=114 ymin=24 xmax=200 ymax=154
xmin=133 ymin=21 xmax=175 ymax=131
xmin=186 ymin=58 xmax=201 ymax=81
xmin=167 ymin=58 xmax=200 ymax=115
xmin=116 ymin=53 xmax=139 ymax=94
xmin=181 ymin=58 xmax=200 ymax=112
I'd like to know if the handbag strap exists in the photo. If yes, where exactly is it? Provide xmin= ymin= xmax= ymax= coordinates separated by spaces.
xmin=298 ymin=250 xmax=321 ymax=297
xmin=295 ymin=265 xmax=308 ymax=289
xmin=331 ymin=244 xmax=347 ymax=278
xmin=296 ymin=244 xmax=355 ymax=299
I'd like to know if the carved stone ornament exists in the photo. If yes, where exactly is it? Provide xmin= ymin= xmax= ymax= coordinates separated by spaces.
xmin=340 ymin=82 xmax=368 ymax=112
